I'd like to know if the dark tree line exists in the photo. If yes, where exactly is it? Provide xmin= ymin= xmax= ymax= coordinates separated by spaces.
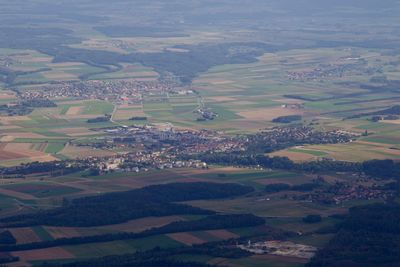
xmin=272 ymin=115 xmax=302 ymax=123
xmin=307 ymin=203 xmax=400 ymax=267
xmin=346 ymin=105 xmax=400 ymax=119
xmin=87 ymin=115 xmax=111 ymax=123
xmin=0 ymin=230 xmax=16 ymax=245
xmin=0 ymin=254 xmax=19 ymax=264
xmin=362 ymin=159 xmax=400 ymax=179
xmin=265 ymin=182 xmax=322 ymax=193
xmin=0 ymin=183 xmax=254 ymax=227
xmin=193 ymin=153 xmax=400 ymax=180
xmin=0 ymin=98 xmax=57 ymax=116
xmin=0 ymin=161 xmax=85 ymax=177
xmin=192 ymin=153 xmax=362 ymax=173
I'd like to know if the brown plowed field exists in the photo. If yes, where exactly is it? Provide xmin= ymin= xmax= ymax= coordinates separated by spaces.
xmin=12 ymin=247 xmax=75 ymax=261
xmin=167 ymin=232 xmax=206 ymax=245
xmin=9 ymin=228 xmax=41 ymax=244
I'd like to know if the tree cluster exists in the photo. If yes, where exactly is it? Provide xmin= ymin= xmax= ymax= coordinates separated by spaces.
xmin=0 ymin=182 xmax=254 ymax=227
xmin=307 ymin=203 xmax=400 ymax=267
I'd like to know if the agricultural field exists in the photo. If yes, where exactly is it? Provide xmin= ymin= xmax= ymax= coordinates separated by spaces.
xmin=1 ymin=19 xmax=400 ymax=165
xmin=0 ymin=99 xmax=118 ymax=166
xmin=0 ymin=49 xmax=105 ymax=85
xmin=0 ymin=45 xmax=398 ymax=267
xmin=0 ymin=166 xmax=360 ymax=266
xmin=189 ymin=47 xmax=400 ymax=156
xmin=0 ymin=1 xmax=400 ymax=266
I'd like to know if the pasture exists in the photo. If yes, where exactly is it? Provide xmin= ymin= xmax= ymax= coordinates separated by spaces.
xmin=2 ymin=46 xmax=400 ymax=165
xmin=0 ymin=165 xmax=381 ymax=266
xmin=1 ymin=182 xmax=82 ymax=198
xmin=0 ymin=2 xmax=399 ymax=266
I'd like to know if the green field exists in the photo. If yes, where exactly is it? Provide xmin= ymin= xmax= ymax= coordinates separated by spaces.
xmin=0 ymin=2 xmax=400 ymax=266
xmin=65 ymin=235 xmax=184 ymax=259
xmin=82 ymin=101 xmax=114 ymax=115
xmin=45 ymin=143 xmax=67 ymax=154
xmin=288 ymin=148 xmax=328 ymax=157
xmin=1 ymin=182 xmax=82 ymax=198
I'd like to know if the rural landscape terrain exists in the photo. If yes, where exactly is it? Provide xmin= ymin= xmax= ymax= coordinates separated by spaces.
xmin=1 ymin=1 xmax=400 ymax=266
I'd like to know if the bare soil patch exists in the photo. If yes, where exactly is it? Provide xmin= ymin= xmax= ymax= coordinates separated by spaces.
xmin=42 ymin=71 xmax=77 ymax=80
xmin=34 ymin=143 xmax=48 ymax=152
xmin=4 ymin=143 xmax=44 ymax=157
xmin=205 ymin=230 xmax=239 ymax=240
xmin=12 ymin=247 xmax=75 ymax=261
xmin=0 ymin=188 xmax=37 ymax=200
xmin=0 ymin=116 xmax=30 ymax=125
xmin=381 ymin=119 xmax=400 ymax=125
xmin=118 ymin=104 xmax=143 ymax=109
xmin=208 ymin=96 xmax=238 ymax=102
xmin=212 ymin=80 xmax=235 ymax=85
xmin=9 ymin=228 xmax=42 ymax=244
xmin=31 ymin=155 xmax=58 ymax=163
xmin=167 ymin=232 xmax=206 ymax=246
xmin=61 ymin=145 xmax=115 ymax=159
xmin=238 ymin=107 xmax=303 ymax=121
xmin=114 ymin=108 xmax=145 ymax=120
xmin=44 ymin=227 xmax=82 ymax=239
xmin=227 ymin=119 xmax=268 ymax=131
xmin=108 ymin=177 xmax=150 ymax=189
xmin=0 ymin=149 xmax=23 ymax=160
xmin=165 ymin=48 xmax=190 ymax=53
xmin=58 ymin=114 xmax=99 ymax=119
xmin=231 ymin=100 xmax=254 ymax=105
xmin=102 ymin=216 xmax=184 ymax=233
xmin=0 ymin=142 xmax=57 ymax=163
xmin=65 ymin=106 xmax=83 ymax=116
xmin=52 ymin=127 xmax=95 ymax=137
xmin=19 ymin=56 xmax=50 ymax=63
xmin=4 ymin=132 xmax=47 ymax=139
xmin=0 ymin=92 xmax=16 ymax=100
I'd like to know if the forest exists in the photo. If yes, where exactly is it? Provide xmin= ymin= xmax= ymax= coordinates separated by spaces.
xmin=272 ymin=115 xmax=303 ymax=123
xmin=0 ymin=98 xmax=57 ymax=116
xmin=192 ymin=153 xmax=361 ymax=173
xmin=0 ymin=182 xmax=254 ymax=227
xmin=194 ymin=153 xmax=400 ymax=180
xmin=307 ymin=203 xmax=400 ymax=267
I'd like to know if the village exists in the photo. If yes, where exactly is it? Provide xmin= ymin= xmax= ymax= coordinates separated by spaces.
xmin=0 ymin=123 xmax=359 ymax=179
xmin=293 ymin=179 xmax=396 ymax=205
xmin=245 ymin=126 xmax=359 ymax=153
xmin=286 ymin=60 xmax=377 ymax=82
xmin=83 ymin=123 xmax=245 ymax=155
xmin=18 ymin=79 xmax=194 ymax=104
